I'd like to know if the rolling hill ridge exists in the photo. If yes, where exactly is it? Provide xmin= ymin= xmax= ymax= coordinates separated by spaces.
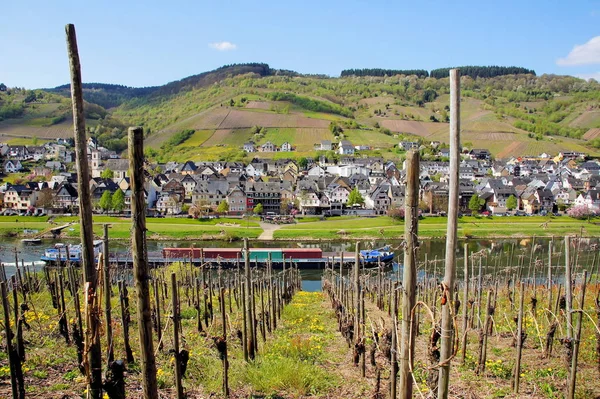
xmin=1 ymin=64 xmax=599 ymax=161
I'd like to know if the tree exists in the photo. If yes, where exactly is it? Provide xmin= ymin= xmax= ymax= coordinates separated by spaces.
xmin=112 ymin=189 xmax=125 ymax=214
xmin=101 ymin=169 xmax=114 ymax=179
xmin=99 ymin=191 xmax=112 ymax=214
xmin=298 ymin=157 xmax=309 ymax=169
xmin=468 ymin=194 xmax=484 ymax=214
xmin=36 ymin=188 xmax=55 ymax=209
xmin=506 ymin=195 xmax=518 ymax=211
xmin=253 ymin=203 xmax=264 ymax=215
xmin=347 ymin=187 xmax=364 ymax=207
xmin=217 ymin=200 xmax=229 ymax=214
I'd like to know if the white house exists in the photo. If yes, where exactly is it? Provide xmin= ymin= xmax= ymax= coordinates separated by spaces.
xmin=280 ymin=142 xmax=293 ymax=152
xmin=3 ymin=160 xmax=23 ymax=173
xmin=243 ymin=142 xmax=256 ymax=153
xmin=260 ymin=141 xmax=276 ymax=152
xmin=338 ymin=140 xmax=355 ymax=155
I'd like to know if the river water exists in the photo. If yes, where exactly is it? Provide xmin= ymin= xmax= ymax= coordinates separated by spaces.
xmin=2 ymin=237 xmax=598 ymax=292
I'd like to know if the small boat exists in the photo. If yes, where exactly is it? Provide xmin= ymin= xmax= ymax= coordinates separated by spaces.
xmin=360 ymin=246 xmax=395 ymax=263
xmin=21 ymin=238 xmax=42 ymax=245
xmin=41 ymin=240 xmax=103 ymax=265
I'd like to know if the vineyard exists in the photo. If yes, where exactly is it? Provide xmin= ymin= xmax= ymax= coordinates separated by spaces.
xmin=1 ymin=235 xmax=600 ymax=398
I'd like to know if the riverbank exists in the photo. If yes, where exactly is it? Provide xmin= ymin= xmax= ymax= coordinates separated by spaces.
xmin=0 ymin=214 xmax=599 ymax=241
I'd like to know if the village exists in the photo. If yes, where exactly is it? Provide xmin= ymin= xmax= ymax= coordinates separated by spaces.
xmin=1 ymin=136 xmax=598 ymax=219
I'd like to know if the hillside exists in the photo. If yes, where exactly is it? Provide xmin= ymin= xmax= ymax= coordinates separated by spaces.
xmin=1 ymin=64 xmax=600 ymax=160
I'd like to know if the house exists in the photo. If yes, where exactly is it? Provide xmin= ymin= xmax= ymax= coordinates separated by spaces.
xmin=469 ymin=149 xmax=491 ymax=160
xmin=28 ymin=146 xmax=46 ymax=161
xmin=243 ymin=142 xmax=256 ymax=153
xmin=315 ymin=140 xmax=332 ymax=151
xmin=280 ymin=142 xmax=292 ymax=152
xmin=338 ymin=140 xmax=355 ymax=155
xmin=6 ymin=146 xmax=29 ymax=160
xmin=245 ymin=181 xmax=282 ymax=214
xmin=55 ymin=183 xmax=78 ymax=211
xmin=3 ymin=160 xmax=23 ymax=173
xmin=575 ymin=189 xmax=600 ymax=211
xmin=226 ymin=185 xmax=247 ymax=215
xmin=180 ymin=161 xmax=198 ymax=175
xmin=399 ymin=141 xmax=419 ymax=151
xmin=260 ymin=141 xmax=277 ymax=152
xmin=365 ymin=184 xmax=391 ymax=215
xmin=3 ymin=185 xmax=39 ymax=211
xmin=156 ymin=192 xmax=182 ymax=215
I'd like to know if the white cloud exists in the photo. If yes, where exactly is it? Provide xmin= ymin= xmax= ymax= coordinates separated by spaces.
xmin=209 ymin=41 xmax=237 ymax=51
xmin=557 ymin=36 xmax=600 ymax=66
xmin=577 ymin=71 xmax=600 ymax=81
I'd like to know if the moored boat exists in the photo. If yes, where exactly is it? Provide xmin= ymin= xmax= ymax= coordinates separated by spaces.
xmin=21 ymin=238 xmax=42 ymax=245
xmin=360 ymin=246 xmax=395 ymax=263
xmin=41 ymin=240 xmax=103 ymax=265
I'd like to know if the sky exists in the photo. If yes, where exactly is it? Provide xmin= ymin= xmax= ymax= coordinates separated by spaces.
xmin=2 ymin=0 xmax=600 ymax=89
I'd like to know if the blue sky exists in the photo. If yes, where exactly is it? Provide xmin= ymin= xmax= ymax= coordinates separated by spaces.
xmin=2 ymin=0 xmax=600 ymax=88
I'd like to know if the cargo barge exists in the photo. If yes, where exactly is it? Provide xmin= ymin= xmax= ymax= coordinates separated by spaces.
xmin=42 ymin=246 xmax=396 ymax=269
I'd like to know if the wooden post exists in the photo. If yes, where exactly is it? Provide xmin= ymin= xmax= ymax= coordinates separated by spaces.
xmin=390 ymin=284 xmax=398 ymax=398
xmin=399 ymin=149 xmax=419 ymax=399
xmin=171 ymin=273 xmax=184 ymax=399
xmin=244 ymin=238 xmax=255 ymax=360
xmin=461 ymin=244 xmax=469 ymax=363
xmin=514 ymin=282 xmax=525 ymax=394
xmin=565 ymin=236 xmax=573 ymax=338
xmin=438 ymin=68 xmax=460 ymax=399
xmin=547 ymin=241 xmax=552 ymax=320
xmin=567 ymin=271 xmax=587 ymax=399
xmin=220 ymin=287 xmax=230 ymax=397
xmin=2 ymin=282 xmax=20 ymax=399
xmin=154 ymin=279 xmax=163 ymax=350
xmin=129 ymin=126 xmax=158 ymax=399
xmin=354 ymin=242 xmax=363 ymax=375
xmin=103 ymin=225 xmax=114 ymax=364
xmin=65 ymin=24 xmax=102 ymax=399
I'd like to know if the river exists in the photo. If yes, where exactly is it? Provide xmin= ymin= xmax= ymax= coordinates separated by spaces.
xmin=2 ymin=237 xmax=598 ymax=292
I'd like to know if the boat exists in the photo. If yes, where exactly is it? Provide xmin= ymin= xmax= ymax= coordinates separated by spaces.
xmin=41 ymin=240 xmax=103 ymax=265
xmin=360 ymin=246 xmax=395 ymax=263
xmin=21 ymin=238 xmax=42 ymax=245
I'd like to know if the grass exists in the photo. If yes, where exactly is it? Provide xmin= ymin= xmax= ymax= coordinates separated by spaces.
xmin=0 ymin=215 xmax=262 ymax=240
xmin=1 ymin=214 xmax=599 ymax=241
xmin=275 ymin=215 xmax=600 ymax=240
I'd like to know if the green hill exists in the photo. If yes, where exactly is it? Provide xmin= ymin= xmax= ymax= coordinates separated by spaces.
xmin=1 ymin=64 xmax=600 ymax=159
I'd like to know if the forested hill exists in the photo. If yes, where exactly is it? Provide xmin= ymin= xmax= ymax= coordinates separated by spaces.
xmin=46 ymin=63 xmax=275 ymax=108
xmin=341 ymin=66 xmax=536 ymax=79
xmin=44 ymin=64 xmax=538 ymax=108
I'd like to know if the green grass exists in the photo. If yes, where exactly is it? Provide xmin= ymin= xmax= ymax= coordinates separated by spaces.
xmin=275 ymin=215 xmax=600 ymax=239
xmin=257 ymin=127 xmax=297 ymax=145
xmin=178 ymin=129 xmax=214 ymax=147
xmin=0 ymin=215 xmax=262 ymax=240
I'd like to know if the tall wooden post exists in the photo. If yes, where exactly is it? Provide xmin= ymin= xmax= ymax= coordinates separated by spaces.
xmin=103 ymin=224 xmax=114 ymax=364
xmin=461 ymin=244 xmax=469 ymax=363
xmin=220 ymin=287 xmax=230 ymax=397
xmin=65 ymin=24 xmax=102 ymax=399
xmin=399 ymin=149 xmax=419 ymax=398
xmin=171 ymin=273 xmax=184 ymax=399
xmin=568 ymin=271 xmax=587 ymax=399
xmin=244 ymin=238 xmax=255 ymax=360
xmin=547 ymin=241 xmax=552 ymax=319
xmin=438 ymin=68 xmax=460 ymax=399
xmin=353 ymin=241 xmax=363 ymax=376
xmin=565 ymin=236 xmax=573 ymax=338
xmin=514 ymin=282 xmax=525 ymax=394
xmin=129 ymin=126 xmax=158 ymax=399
